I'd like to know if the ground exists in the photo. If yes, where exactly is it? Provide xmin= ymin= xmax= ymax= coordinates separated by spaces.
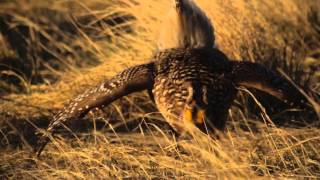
xmin=0 ymin=0 xmax=319 ymax=179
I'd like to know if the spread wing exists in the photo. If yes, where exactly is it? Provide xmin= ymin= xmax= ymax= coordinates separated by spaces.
xmin=229 ymin=61 xmax=311 ymax=108
xmin=35 ymin=62 xmax=155 ymax=156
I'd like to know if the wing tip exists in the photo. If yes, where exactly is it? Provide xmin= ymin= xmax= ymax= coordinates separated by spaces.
xmin=34 ymin=133 xmax=51 ymax=157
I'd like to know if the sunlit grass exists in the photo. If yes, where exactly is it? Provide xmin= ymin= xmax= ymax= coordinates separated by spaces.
xmin=0 ymin=0 xmax=319 ymax=179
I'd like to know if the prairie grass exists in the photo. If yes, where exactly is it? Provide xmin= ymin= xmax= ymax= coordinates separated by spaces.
xmin=0 ymin=0 xmax=319 ymax=179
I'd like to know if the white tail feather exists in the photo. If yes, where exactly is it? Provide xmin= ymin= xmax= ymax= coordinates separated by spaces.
xmin=157 ymin=0 xmax=215 ymax=50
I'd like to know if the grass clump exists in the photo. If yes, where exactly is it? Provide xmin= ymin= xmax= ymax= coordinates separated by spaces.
xmin=0 ymin=0 xmax=319 ymax=179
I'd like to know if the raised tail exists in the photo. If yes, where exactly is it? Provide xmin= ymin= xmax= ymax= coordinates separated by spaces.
xmin=34 ymin=62 xmax=155 ymax=156
xmin=158 ymin=0 xmax=215 ymax=50
xmin=228 ymin=61 xmax=313 ymax=109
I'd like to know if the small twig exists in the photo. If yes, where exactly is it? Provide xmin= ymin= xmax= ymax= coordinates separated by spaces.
xmin=4 ymin=118 xmax=33 ymax=151
xmin=277 ymin=68 xmax=320 ymax=119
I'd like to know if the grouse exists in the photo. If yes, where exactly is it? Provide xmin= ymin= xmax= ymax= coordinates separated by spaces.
xmin=35 ymin=0 xmax=310 ymax=156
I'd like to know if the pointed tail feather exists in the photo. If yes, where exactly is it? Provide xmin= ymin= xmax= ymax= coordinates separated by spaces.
xmin=158 ymin=0 xmax=214 ymax=49
xmin=175 ymin=0 xmax=215 ymax=48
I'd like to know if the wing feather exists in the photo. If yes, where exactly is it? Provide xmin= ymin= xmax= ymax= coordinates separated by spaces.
xmin=35 ymin=62 xmax=155 ymax=156
xmin=229 ymin=61 xmax=310 ymax=107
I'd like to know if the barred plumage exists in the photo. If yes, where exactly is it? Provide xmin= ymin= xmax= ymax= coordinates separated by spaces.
xmin=35 ymin=0 xmax=310 ymax=156
xmin=35 ymin=63 xmax=155 ymax=154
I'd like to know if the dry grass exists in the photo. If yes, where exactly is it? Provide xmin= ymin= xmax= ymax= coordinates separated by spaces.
xmin=0 ymin=0 xmax=320 ymax=179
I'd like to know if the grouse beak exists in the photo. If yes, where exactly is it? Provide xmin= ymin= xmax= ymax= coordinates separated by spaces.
xmin=183 ymin=100 xmax=205 ymax=124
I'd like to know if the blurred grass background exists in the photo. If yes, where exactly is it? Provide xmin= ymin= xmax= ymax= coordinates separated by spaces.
xmin=0 ymin=0 xmax=320 ymax=179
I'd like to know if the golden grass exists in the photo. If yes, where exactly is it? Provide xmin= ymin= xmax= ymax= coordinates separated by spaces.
xmin=0 ymin=0 xmax=320 ymax=179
